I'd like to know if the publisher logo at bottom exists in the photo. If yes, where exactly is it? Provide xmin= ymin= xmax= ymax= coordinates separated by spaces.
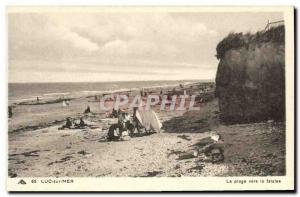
xmin=18 ymin=179 xmax=26 ymax=185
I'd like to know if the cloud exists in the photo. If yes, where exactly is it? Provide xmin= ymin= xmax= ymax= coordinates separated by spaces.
xmin=8 ymin=12 xmax=219 ymax=82
xmin=9 ymin=13 xmax=218 ymax=61
xmin=46 ymin=25 xmax=100 ymax=52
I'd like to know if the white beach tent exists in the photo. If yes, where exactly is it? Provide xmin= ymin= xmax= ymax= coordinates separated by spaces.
xmin=135 ymin=109 xmax=162 ymax=132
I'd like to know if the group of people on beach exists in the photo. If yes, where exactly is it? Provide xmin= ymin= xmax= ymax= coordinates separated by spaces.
xmin=57 ymin=84 xmax=207 ymax=140
xmin=59 ymin=117 xmax=88 ymax=130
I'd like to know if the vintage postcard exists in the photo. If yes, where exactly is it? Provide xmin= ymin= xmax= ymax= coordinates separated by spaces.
xmin=7 ymin=6 xmax=294 ymax=191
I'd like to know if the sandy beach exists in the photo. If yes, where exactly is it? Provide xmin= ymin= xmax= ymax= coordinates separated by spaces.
xmin=6 ymin=8 xmax=294 ymax=192
xmin=8 ymin=82 xmax=285 ymax=177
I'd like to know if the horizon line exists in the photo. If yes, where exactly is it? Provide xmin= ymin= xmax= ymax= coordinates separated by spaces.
xmin=8 ymin=79 xmax=215 ymax=84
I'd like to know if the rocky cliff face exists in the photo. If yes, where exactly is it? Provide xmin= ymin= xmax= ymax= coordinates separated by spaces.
xmin=215 ymin=26 xmax=285 ymax=123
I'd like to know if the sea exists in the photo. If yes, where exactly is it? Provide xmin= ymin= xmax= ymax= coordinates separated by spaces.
xmin=8 ymin=80 xmax=203 ymax=104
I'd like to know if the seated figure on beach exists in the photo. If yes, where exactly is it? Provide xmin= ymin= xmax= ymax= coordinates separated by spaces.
xmin=118 ymin=110 xmax=130 ymax=130
xmin=107 ymin=109 xmax=137 ymax=141
xmin=75 ymin=118 xmax=87 ymax=129
xmin=58 ymin=117 xmax=73 ymax=130
xmin=84 ymin=105 xmax=91 ymax=114
xmin=110 ymin=108 xmax=119 ymax=118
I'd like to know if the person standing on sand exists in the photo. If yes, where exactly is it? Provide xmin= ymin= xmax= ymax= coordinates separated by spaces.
xmin=8 ymin=106 xmax=12 ymax=118
xmin=140 ymin=89 xmax=144 ymax=97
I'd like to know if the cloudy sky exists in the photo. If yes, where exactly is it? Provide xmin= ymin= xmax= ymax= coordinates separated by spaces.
xmin=8 ymin=11 xmax=283 ymax=82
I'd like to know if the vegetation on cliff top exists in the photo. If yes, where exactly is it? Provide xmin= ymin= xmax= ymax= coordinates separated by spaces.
xmin=216 ymin=25 xmax=285 ymax=59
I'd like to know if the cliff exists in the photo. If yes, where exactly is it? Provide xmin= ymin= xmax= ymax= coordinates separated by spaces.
xmin=215 ymin=25 xmax=285 ymax=123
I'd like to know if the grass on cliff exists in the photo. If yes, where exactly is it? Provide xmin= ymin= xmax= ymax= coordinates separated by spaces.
xmin=216 ymin=25 xmax=285 ymax=59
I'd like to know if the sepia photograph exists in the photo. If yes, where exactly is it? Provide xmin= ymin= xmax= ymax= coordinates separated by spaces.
xmin=6 ymin=6 xmax=294 ymax=191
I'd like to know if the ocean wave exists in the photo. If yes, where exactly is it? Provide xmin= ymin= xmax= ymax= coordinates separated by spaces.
xmin=43 ymin=92 xmax=70 ymax=96
xmin=9 ymin=81 xmax=199 ymax=105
